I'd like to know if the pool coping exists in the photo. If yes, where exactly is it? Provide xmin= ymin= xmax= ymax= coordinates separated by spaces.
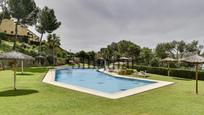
xmin=43 ymin=69 xmax=174 ymax=99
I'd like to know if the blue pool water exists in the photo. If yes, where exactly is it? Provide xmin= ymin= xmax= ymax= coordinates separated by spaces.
xmin=55 ymin=69 xmax=156 ymax=93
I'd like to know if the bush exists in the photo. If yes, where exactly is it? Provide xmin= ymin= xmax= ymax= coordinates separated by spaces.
xmin=133 ymin=65 xmax=204 ymax=80
xmin=118 ymin=69 xmax=134 ymax=75
xmin=0 ymin=32 xmax=6 ymax=41
xmin=56 ymin=58 xmax=67 ymax=65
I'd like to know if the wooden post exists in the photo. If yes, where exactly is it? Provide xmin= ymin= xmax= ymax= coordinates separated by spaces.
xmin=14 ymin=60 xmax=17 ymax=90
xmin=21 ymin=60 xmax=24 ymax=74
xmin=122 ymin=60 xmax=124 ymax=69
xmin=196 ymin=64 xmax=198 ymax=94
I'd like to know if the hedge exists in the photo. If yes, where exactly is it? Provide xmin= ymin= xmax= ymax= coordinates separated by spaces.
xmin=133 ymin=65 xmax=204 ymax=80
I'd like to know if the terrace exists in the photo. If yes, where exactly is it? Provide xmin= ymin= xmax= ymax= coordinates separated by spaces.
xmin=0 ymin=67 xmax=204 ymax=115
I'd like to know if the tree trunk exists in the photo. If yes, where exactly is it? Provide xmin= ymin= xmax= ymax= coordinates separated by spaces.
xmin=39 ymin=33 xmax=44 ymax=54
xmin=13 ymin=19 xmax=19 ymax=50
xmin=168 ymin=62 xmax=170 ymax=76
xmin=52 ymin=46 xmax=55 ymax=66
xmin=83 ymin=57 xmax=85 ymax=69
xmin=88 ymin=58 xmax=90 ymax=69
xmin=132 ymin=59 xmax=134 ymax=69
xmin=38 ymin=33 xmax=44 ymax=66
xmin=113 ymin=59 xmax=115 ymax=69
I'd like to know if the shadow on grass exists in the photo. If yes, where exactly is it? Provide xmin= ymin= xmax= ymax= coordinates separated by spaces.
xmin=16 ymin=73 xmax=34 ymax=76
xmin=23 ymin=67 xmax=49 ymax=73
xmin=173 ymin=77 xmax=192 ymax=81
xmin=0 ymin=89 xmax=38 ymax=97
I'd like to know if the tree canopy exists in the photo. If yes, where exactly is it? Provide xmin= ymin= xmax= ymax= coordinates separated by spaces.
xmin=36 ymin=6 xmax=61 ymax=36
xmin=155 ymin=40 xmax=203 ymax=59
xmin=36 ymin=6 xmax=61 ymax=56
xmin=75 ymin=40 xmax=204 ymax=68
xmin=7 ymin=0 xmax=39 ymax=49
xmin=98 ymin=40 xmax=141 ymax=60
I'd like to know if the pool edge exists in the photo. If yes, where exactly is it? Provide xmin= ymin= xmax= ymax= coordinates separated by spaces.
xmin=43 ymin=69 xmax=174 ymax=99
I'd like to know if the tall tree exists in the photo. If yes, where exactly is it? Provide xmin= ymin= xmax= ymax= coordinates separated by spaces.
xmin=47 ymin=33 xmax=60 ymax=65
xmin=76 ymin=51 xmax=89 ymax=63
xmin=186 ymin=40 xmax=203 ymax=54
xmin=140 ymin=47 xmax=153 ymax=65
xmin=7 ymin=0 xmax=38 ymax=50
xmin=155 ymin=40 xmax=203 ymax=59
xmin=155 ymin=43 xmax=168 ymax=59
xmin=36 ymin=6 xmax=61 ymax=55
xmin=87 ymin=51 xmax=96 ymax=61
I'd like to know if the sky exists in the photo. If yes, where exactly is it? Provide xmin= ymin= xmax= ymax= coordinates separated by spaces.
xmin=33 ymin=0 xmax=204 ymax=52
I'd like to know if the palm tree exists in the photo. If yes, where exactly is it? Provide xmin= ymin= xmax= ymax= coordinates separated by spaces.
xmin=7 ymin=0 xmax=38 ymax=50
xmin=47 ymin=34 xmax=60 ymax=66
xmin=36 ymin=6 xmax=61 ymax=55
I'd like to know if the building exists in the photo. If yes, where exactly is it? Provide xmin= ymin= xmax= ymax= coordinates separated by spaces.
xmin=0 ymin=19 xmax=40 ymax=44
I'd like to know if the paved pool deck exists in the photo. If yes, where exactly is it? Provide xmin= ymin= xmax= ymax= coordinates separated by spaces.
xmin=43 ymin=69 xmax=174 ymax=99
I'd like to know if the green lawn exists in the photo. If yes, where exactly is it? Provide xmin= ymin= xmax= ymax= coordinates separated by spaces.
xmin=0 ymin=67 xmax=204 ymax=115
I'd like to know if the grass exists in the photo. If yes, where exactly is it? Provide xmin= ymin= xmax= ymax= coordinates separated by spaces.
xmin=0 ymin=67 xmax=204 ymax=115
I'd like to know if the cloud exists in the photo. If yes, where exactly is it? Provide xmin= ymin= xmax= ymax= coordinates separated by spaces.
xmin=33 ymin=0 xmax=204 ymax=52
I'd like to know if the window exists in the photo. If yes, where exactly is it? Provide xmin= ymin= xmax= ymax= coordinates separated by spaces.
xmin=11 ymin=31 xmax=14 ymax=34
xmin=4 ymin=30 xmax=7 ymax=33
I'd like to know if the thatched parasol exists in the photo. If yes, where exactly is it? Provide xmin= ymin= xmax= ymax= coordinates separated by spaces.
xmin=161 ymin=57 xmax=177 ymax=76
xmin=35 ymin=55 xmax=45 ymax=66
xmin=0 ymin=51 xmax=34 ymax=90
xmin=119 ymin=57 xmax=132 ymax=69
xmin=21 ymin=53 xmax=34 ymax=74
xmin=97 ymin=57 xmax=104 ymax=60
xmin=0 ymin=51 xmax=34 ymax=60
xmin=35 ymin=55 xmax=45 ymax=59
xmin=119 ymin=57 xmax=131 ymax=61
xmin=182 ymin=54 xmax=204 ymax=94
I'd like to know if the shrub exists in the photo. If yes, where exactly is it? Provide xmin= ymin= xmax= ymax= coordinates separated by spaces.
xmin=0 ymin=32 xmax=6 ymax=41
xmin=118 ymin=69 xmax=134 ymax=75
xmin=133 ymin=65 xmax=204 ymax=80
xmin=56 ymin=58 xmax=67 ymax=65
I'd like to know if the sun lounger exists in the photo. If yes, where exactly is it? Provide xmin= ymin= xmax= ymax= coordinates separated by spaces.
xmin=137 ymin=71 xmax=148 ymax=77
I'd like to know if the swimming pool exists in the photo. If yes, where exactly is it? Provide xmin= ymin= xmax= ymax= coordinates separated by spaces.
xmin=43 ymin=68 xmax=174 ymax=99
xmin=55 ymin=69 xmax=156 ymax=93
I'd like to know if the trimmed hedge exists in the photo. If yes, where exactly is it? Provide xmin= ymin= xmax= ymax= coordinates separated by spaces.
xmin=133 ymin=65 xmax=204 ymax=80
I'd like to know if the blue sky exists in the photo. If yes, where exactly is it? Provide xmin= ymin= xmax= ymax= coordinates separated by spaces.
xmin=33 ymin=0 xmax=204 ymax=52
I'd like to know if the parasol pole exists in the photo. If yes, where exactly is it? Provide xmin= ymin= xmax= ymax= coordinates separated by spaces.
xmin=21 ymin=60 xmax=24 ymax=74
xmin=14 ymin=60 xmax=17 ymax=90
xmin=196 ymin=64 xmax=198 ymax=94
